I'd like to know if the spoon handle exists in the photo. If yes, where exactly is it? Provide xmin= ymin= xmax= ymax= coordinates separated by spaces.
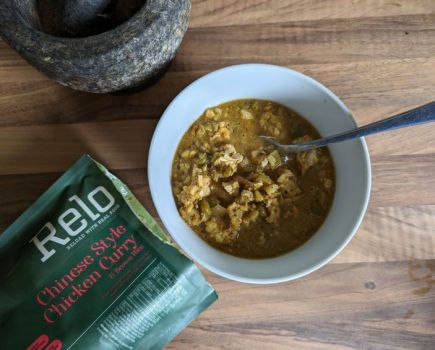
xmin=304 ymin=101 xmax=435 ymax=149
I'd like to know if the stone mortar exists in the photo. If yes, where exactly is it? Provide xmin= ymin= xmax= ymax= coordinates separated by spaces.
xmin=0 ymin=0 xmax=191 ymax=93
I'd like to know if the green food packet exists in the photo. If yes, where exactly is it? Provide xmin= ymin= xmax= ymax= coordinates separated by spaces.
xmin=0 ymin=155 xmax=217 ymax=350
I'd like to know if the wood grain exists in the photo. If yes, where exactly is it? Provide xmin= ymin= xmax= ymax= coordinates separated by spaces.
xmin=0 ymin=1 xmax=434 ymax=349
xmin=176 ymin=262 xmax=435 ymax=350
xmin=189 ymin=0 xmax=435 ymax=27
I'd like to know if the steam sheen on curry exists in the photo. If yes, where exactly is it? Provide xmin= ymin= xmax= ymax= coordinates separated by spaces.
xmin=171 ymin=99 xmax=335 ymax=258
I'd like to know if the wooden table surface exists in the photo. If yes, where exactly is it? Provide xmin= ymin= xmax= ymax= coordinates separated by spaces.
xmin=1 ymin=1 xmax=434 ymax=349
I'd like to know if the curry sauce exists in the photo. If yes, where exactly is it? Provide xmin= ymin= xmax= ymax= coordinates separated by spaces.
xmin=172 ymin=99 xmax=335 ymax=258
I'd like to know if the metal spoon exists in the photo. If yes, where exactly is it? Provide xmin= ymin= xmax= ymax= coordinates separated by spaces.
xmin=260 ymin=101 xmax=435 ymax=158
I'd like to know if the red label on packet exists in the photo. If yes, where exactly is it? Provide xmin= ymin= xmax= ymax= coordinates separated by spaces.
xmin=27 ymin=335 xmax=62 ymax=350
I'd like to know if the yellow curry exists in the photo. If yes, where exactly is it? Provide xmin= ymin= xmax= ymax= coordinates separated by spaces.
xmin=171 ymin=99 xmax=335 ymax=258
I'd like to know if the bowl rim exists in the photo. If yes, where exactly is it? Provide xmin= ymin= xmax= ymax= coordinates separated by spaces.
xmin=148 ymin=63 xmax=371 ymax=284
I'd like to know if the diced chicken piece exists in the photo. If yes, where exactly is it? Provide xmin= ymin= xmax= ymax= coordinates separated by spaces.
xmin=195 ymin=124 xmax=206 ymax=137
xmin=194 ymin=152 xmax=208 ymax=166
xmin=265 ymin=198 xmax=280 ymax=224
xmin=239 ymin=157 xmax=256 ymax=173
xmin=176 ymin=161 xmax=190 ymax=174
xmin=252 ymin=182 xmax=263 ymax=190
xmin=199 ymin=199 xmax=211 ymax=218
xmin=276 ymin=168 xmax=295 ymax=184
xmin=180 ymin=149 xmax=197 ymax=159
xmin=240 ymin=109 xmax=254 ymax=120
xmin=204 ymin=218 xmax=234 ymax=243
xmin=296 ymin=149 xmax=319 ymax=174
xmin=205 ymin=109 xmax=214 ymax=118
xmin=259 ymin=111 xmax=282 ymax=137
xmin=222 ymin=180 xmax=240 ymax=195
xmin=277 ymin=169 xmax=301 ymax=198
xmin=205 ymin=107 xmax=223 ymax=120
xmin=254 ymin=190 xmax=264 ymax=201
xmin=264 ymin=184 xmax=280 ymax=197
xmin=266 ymin=150 xmax=282 ymax=169
xmin=177 ymin=174 xmax=211 ymax=207
xmin=233 ymin=175 xmax=255 ymax=189
xmin=205 ymin=218 xmax=219 ymax=234
xmin=239 ymin=190 xmax=254 ymax=203
xmin=214 ymin=107 xmax=223 ymax=116
xmin=239 ymin=157 xmax=250 ymax=168
xmin=250 ymin=172 xmax=273 ymax=186
xmin=211 ymin=125 xmax=231 ymax=142
xmin=180 ymin=204 xmax=202 ymax=226
xmin=194 ymin=139 xmax=211 ymax=152
xmin=242 ymin=207 xmax=259 ymax=225
xmin=212 ymin=144 xmax=243 ymax=180
xmin=227 ymin=202 xmax=249 ymax=230
xmin=264 ymin=102 xmax=273 ymax=111
xmin=213 ymin=121 xmax=226 ymax=131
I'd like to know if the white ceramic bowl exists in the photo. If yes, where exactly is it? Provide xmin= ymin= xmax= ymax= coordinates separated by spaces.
xmin=148 ymin=64 xmax=371 ymax=284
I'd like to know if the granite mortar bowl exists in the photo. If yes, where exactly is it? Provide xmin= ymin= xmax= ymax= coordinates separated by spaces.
xmin=0 ymin=0 xmax=191 ymax=93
